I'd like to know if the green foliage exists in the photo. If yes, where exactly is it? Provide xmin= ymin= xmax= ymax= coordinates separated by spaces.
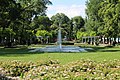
xmin=50 ymin=13 xmax=71 ymax=40
xmin=0 ymin=60 xmax=119 ymax=79
xmin=3 ymin=28 xmax=16 ymax=37
xmin=72 ymin=16 xmax=85 ymax=29
xmin=86 ymin=0 xmax=120 ymax=39
xmin=77 ymin=31 xmax=87 ymax=40
xmin=85 ymin=0 xmax=103 ymax=35
xmin=20 ymin=59 xmax=120 ymax=79
xmin=0 ymin=60 xmax=59 ymax=77
xmin=51 ymin=13 xmax=70 ymax=25
xmin=98 ymin=0 xmax=120 ymax=37
xmin=36 ymin=30 xmax=51 ymax=38
xmin=77 ymin=31 xmax=96 ymax=40
xmin=89 ymin=31 xmax=96 ymax=36
xmin=71 ymin=16 xmax=85 ymax=40
xmin=0 ymin=0 xmax=52 ymax=46
xmin=32 ymin=16 xmax=52 ymax=30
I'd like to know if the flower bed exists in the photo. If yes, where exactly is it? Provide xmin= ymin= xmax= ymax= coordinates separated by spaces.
xmin=0 ymin=59 xmax=120 ymax=80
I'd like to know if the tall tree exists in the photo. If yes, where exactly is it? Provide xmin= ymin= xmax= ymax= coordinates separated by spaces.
xmin=32 ymin=16 xmax=52 ymax=31
xmin=85 ymin=0 xmax=103 ymax=35
xmin=0 ymin=0 xmax=52 ymax=46
xmin=31 ymin=16 xmax=52 ymax=43
xmin=16 ymin=0 xmax=52 ymax=45
xmin=98 ymin=0 xmax=120 ymax=39
xmin=71 ymin=16 xmax=85 ymax=40
xmin=51 ymin=13 xmax=70 ymax=40
xmin=86 ymin=0 xmax=120 ymax=45
xmin=0 ymin=0 xmax=22 ymax=46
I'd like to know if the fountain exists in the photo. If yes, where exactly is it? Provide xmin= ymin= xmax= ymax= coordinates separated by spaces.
xmin=29 ymin=19 xmax=89 ymax=52
xmin=58 ymin=26 xmax=62 ymax=51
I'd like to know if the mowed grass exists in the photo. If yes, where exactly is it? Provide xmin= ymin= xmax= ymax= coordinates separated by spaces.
xmin=0 ymin=45 xmax=120 ymax=64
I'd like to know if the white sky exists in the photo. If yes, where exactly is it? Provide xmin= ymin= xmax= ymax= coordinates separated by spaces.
xmin=47 ymin=0 xmax=87 ymax=18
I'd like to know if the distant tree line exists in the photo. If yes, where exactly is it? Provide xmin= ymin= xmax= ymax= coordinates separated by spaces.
xmin=1 ymin=0 xmax=119 ymax=47
xmin=0 ymin=0 xmax=85 ymax=47
xmin=29 ymin=13 xmax=85 ymax=44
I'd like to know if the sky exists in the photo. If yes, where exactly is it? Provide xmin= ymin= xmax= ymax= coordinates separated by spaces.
xmin=47 ymin=0 xmax=87 ymax=18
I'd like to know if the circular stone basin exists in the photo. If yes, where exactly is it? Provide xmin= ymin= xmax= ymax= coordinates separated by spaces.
xmin=29 ymin=46 xmax=88 ymax=52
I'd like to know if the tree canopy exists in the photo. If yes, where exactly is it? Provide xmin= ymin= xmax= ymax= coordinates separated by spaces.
xmin=51 ymin=13 xmax=71 ymax=40
xmin=86 ymin=0 xmax=120 ymax=39
xmin=0 ymin=0 xmax=52 ymax=46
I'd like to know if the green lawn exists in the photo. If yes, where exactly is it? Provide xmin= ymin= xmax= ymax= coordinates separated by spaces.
xmin=0 ymin=46 xmax=120 ymax=64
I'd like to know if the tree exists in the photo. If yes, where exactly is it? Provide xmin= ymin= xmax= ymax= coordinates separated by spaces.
xmin=71 ymin=16 xmax=85 ymax=40
xmin=86 ymin=0 xmax=120 ymax=45
xmin=16 ymin=0 xmax=52 ymax=45
xmin=51 ymin=13 xmax=71 ymax=40
xmin=36 ymin=30 xmax=52 ymax=44
xmin=98 ymin=0 xmax=120 ymax=39
xmin=31 ymin=16 xmax=52 ymax=43
xmin=32 ymin=16 xmax=52 ymax=31
xmin=0 ymin=0 xmax=22 ymax=46
xmin=85 ymin=0 xmax=103 ymax=35
xmin=0 ymin=0 xmax=52 ymax=46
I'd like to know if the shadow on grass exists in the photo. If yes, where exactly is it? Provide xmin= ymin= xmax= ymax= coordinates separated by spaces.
xmin=0 ymin=45 xmax=120 ymax=57
xmin=0 ymin=47 xmax=44 ymax=57
xmin=101 ymin=50 xmax=120 ymax=52
xmin=82 ymin=46 xmax=106 ymax=52
xmin=83 ymin=46 xmax=120 ymax=53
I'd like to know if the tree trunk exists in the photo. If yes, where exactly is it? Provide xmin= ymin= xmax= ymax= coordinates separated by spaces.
xmin=112 ymin=37 xmax=116 ymax=46
xmin=117 ymin=37 xmax=119 ymax=43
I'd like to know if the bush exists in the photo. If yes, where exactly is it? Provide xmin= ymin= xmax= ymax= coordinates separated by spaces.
xmin=0 ymin=59 xmax=120 ymax=80
xmin=23 ymin=59 xmax=120 ymax=80
xmin=62 ymin=41 xmax=74 ymax=45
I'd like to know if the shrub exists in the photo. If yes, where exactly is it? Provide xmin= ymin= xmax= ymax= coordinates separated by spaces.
xmin=0 ymin=59 xmax=120 ymax=79
xmin=62 ymin=41 xmax=74 ymax=45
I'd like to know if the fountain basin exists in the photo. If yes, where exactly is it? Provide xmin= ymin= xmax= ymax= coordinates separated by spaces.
xmin=29 ymin=46 xmax=89 ymax=52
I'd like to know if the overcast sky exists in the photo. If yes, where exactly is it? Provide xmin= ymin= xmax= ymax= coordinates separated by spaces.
xmin=47 ymin=0 xmax=87 ymax=18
